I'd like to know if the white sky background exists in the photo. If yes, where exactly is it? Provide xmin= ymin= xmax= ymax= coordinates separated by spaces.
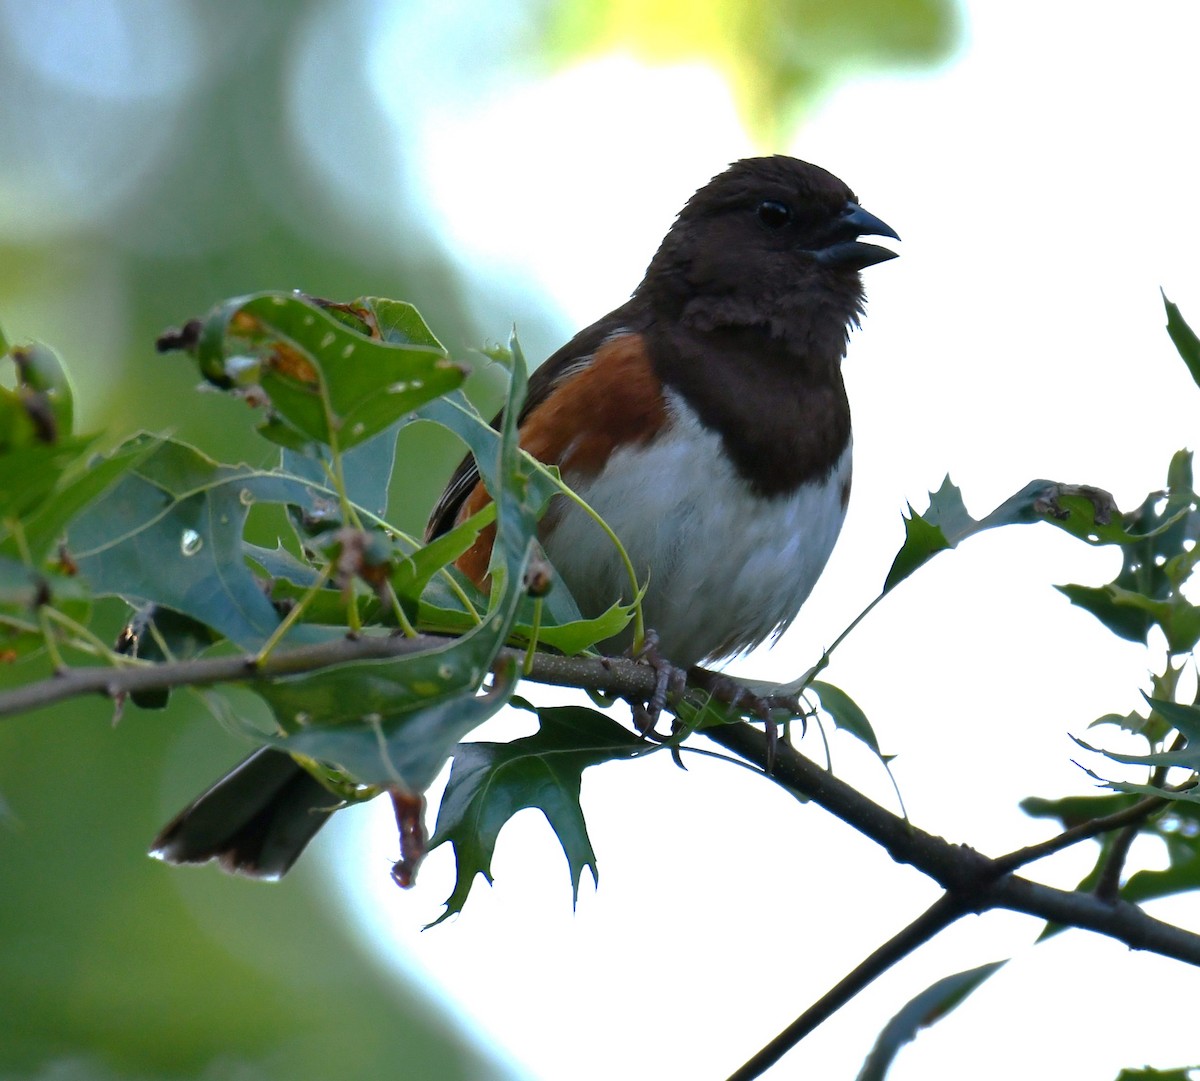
xmin=321 ymin=3 xmax=1200 ymax=1079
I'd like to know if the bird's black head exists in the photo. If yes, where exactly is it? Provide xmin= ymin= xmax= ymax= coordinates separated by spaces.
xmin=637 ymin=155 xmax=899 ymax=338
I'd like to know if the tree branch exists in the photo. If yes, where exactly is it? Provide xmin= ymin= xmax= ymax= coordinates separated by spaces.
xmin=993 ymin=793 xmax=1169 ymax=874
xmin=725 ymin=895 xmax=968 ymax=1081
xmin=0 ymin=632 xmax=663 ymax=719
xmin=707 ymin=722 xmax=1200 ymax=964
xmin=707 ymin=722 xmax=1200 ymax=1077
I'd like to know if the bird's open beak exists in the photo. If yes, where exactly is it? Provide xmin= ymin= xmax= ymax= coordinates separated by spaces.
xmin=812 ymin=202 xmax=900 ymax=271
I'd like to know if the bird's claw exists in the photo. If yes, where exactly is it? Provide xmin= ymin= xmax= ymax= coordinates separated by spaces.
xmin=686 ymin=667 xmax=803 ymax=773
xmin=628 ymin=630 xmax=687 ymax=738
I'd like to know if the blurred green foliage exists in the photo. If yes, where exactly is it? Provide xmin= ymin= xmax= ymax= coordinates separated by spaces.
xmin=548 ymin=0 xmax=958 ymax=138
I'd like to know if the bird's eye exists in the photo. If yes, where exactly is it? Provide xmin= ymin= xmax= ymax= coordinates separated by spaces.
xmin=756 ymin=200 xmax=793 ymax=229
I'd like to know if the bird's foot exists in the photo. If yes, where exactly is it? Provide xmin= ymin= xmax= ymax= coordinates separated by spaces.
xmin=627 ymin=630 xmax=688 ymax=738
xmin=685 ymin=667 xmax=804 ymax=773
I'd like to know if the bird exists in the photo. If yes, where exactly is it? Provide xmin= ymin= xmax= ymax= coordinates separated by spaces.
xmin=149 ymin=155 xmax=899 ymax=880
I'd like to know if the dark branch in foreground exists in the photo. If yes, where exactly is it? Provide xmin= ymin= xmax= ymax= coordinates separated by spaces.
xmin=7 ymin=634 xmax=1200 ymax=1079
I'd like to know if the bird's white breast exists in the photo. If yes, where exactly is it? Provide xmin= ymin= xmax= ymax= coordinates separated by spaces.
xmin=543 ymin=393 xmax=851 ymax=666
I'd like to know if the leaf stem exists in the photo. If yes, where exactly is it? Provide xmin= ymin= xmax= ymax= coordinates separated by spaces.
xmin=36 ymin=606 xmax=65 ymax=671
xmin=522 ymin=598 xmax=543 ymax=675
xmin=384 ymin=580 xmax=419 ymax=639
xmin=252 ymin=559 xmax=336 ymax=665
xmin=40 ymin=605 xmax=128 ymax=664
xmin=536 ymin=458 xmax=646 ymax=650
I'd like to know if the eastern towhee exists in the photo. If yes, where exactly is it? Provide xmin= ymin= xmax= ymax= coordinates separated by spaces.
xmin=150 ymin=155 xmax=899 ymax=879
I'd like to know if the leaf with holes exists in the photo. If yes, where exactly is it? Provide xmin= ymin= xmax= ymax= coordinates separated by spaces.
xmin=231 ymin=329 xmax=543 ymax=790
xmin=188 ymin=291 xmax=466 ymax=449
xmin=1056 ymin=451 xmax=1200 ymax=649
xmin=883 ymin=475 xmax=1130 ymax=595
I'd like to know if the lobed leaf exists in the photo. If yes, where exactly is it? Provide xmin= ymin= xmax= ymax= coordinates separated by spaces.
xmin=259 ymin=657 xmax=519 ymax=793
xmin=428 ymin=705 xmax=644 ymax=925
xmin=1056 ymin=451 xmax=1199 ymax=649
xmin=236 ymin=332 xmax=546 ymax=792
xmin=67 ymin=436 xmax=330 ymax=649
xmin=883 ymin=476 xmax=1126 ymax=595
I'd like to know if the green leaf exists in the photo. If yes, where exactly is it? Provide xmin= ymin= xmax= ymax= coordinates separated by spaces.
xmin=360 ymin=296 xmax=447 ymax=350
xmin=1021 ymin=791 xmax=1139 ymax=940
xmin=0 ymin=437 xmax=98 ymax=522
xmin=281 ymin=417 xmax=405 ymax=524
xmin=1123 ymin=802 xmax=1200 ymax=907
xmin=20 ymin=438 xmax=155 ymax=564
xmin=67 ymin=436 xmax=329 ymax=649
xmin=418 ymin=391 xmax=560 ymax=543
xmin=1115 ymin=1067 xmax=1200 ymax=1081
xmin=428 ymin=705 xmax=644 ymax=925
xmin=236 ymin=331 xmax=546 ymax=792
xmin=810 ymin=680 xmax=882 ymax=754
xmin=883 ymin=498 xmax=951 ymax=592
xmin=190 ymin=291 xmax=467 ymax=450
xmin=0 ymin=558 xmax=91 ymax=659
xmin=1076 ymin=695 xmax=1200 ymax=775
xmin=260 ymin=657 xmax=519 ymax=792
xmin=513 ymin=599 xmax=634 ymax=654
xmin=1021 ymin=792 xmax=1137 ymax=830
xmin=857 ymin=961 xmax=1006 ymax=1081
xmin=1163 ymin=291 xmax=1200 ymax=390
xmin=9 ymin=341 xmax=74 ymax=439
xmin=1024 ymin=790 xmax=1200 ymax=930
xmin=1053 ymin=454 xmax=1200 ymax=649
xmin=245 ymin=541 xmax=321 ymax=587
xmin=391 ymin=504 xmax=495 ymax=607
xmin=883 ymin=476 xmax=1125 ymax=594
xmin=1080 ymin=585 xmax=1200 ymax=655
xmin=1056 ymin=583 xmax=1157 ymax=645
xmin=414 ymin=586 xmax=634 ymax=656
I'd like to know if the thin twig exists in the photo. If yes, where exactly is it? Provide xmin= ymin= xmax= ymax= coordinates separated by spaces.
xmin=993 ymin=794 xmax=1169 ymax=874
xmin=726 ymin=895 xmax=968 ymax=1081
xmin=1093 ymin=731 xmax=1190 ymax=901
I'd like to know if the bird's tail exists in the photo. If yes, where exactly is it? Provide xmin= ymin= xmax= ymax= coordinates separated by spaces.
xmin=149 ymin=747 xmax=339 ymax=879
